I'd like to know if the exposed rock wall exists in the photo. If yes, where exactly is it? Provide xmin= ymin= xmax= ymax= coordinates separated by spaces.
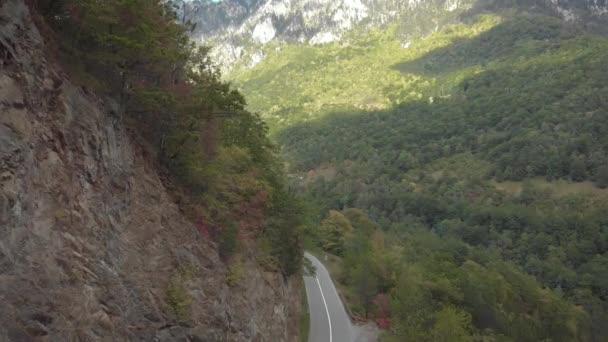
xmin=186 ymin=0 xmax=608 ymax=71
xmin=187 ymin=0 xmax=477 ymax=71
xmin=0 ymin=1 xmax=300 ymax=340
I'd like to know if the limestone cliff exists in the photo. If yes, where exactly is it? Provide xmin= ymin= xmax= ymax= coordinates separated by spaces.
xmin=185 ymin=0 xmax=608 ymax=71
xmin=0 ymin=1 xmax=300 ymax=340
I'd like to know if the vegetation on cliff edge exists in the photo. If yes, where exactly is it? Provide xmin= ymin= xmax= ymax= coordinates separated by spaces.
xmin=31 ymin=0 xmax=304 ymax=279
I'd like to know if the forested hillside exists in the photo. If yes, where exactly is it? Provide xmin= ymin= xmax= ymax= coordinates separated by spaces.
xmin=31 ymin=0 xmax=304 ymax=276
xmin=0 ymin=2 xmax=307 ymax=339
xmin=231 ymin=7 xmax=608 ymax=342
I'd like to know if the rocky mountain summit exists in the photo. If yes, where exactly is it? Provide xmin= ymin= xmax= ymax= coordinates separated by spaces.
xmin=185 ymin=0 xmax=608 ymax=70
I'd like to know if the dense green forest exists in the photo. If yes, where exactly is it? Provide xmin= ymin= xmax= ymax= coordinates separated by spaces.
xmin=31 ymin=0 xmax=303 ymax=278
xmin=233 ymin=10 xmax=608 ymax=342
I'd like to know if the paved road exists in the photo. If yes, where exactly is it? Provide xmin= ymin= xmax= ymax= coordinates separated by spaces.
xmin=304 ymin=252 xmax=353 ymax=342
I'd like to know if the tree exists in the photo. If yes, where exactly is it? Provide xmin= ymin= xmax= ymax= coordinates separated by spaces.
xmin=390 ymin=267 xmax=434 ymax=341
xmin=431 ymin=306 xmax=473 ymax=342
xmin=343 ymin=208 xmax=378 ymax=235
xmin=218 ymin=222 xmax=238 ymax=261
xmin=352 ymin=261 xmax=379 ymax=318
xmin=263 ymin=188 xmax=304 ymax=277
xmin=595 ymin=164 xmax=608 ymax=188
xmin=319 ymin=210 xmax=353 ymax=255
xmin=570 ymin=157 xmax=587 ymax=182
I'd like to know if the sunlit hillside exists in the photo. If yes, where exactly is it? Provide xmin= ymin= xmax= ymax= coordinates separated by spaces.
xmin=232 ymin=9 xmax=608 ymax=341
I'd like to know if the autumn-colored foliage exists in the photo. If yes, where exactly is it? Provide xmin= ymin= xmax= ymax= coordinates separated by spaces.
xmin=373 ymin=293 xmax=391 ymax=329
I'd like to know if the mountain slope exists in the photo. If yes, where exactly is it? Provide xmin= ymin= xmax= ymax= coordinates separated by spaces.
xmin=218 ymin=2 xmax=608 ymax=341
xmin=0 ymin=1 xmax=302 ymax=340
xmin=186 ymin=0 xmax=608 ymax=70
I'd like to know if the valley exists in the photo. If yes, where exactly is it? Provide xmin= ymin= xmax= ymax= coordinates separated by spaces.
xmin=1 ymin=0 xmax=607 ymax=341
xmin=189 ymin=0 xmax=608 ymax=340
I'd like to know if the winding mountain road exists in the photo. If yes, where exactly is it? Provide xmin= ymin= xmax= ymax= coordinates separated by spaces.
xmin=304 ymin=252 xmax=354 ymax=342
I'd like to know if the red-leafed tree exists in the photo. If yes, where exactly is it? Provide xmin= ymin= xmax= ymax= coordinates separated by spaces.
xmin=373 ymin=293 xmax=391 ymax=329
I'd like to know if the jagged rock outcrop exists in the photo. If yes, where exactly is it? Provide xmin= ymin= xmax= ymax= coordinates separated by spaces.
xmin=0 ymin=1 xmax=300 ymax=340
xmin=185 ymin=0 xmax=608 ymax=71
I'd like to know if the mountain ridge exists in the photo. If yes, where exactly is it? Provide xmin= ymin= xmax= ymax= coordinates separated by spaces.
xmin=186 ymin=0 xmax=608 ymax=70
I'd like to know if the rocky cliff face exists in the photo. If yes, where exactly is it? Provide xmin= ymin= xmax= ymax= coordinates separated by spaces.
xmin=189 ymin=0 xmax=476 ymax=69
xmin=187 ymin=0 xmax=608 ymax=70
xmin=0 ymin=1 xmax=300 ymax=340
xmin=189 ymin=0 xmax=475 ymax=45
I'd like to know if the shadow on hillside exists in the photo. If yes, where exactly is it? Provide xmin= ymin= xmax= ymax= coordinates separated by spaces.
xmin=271 ymin=11 xmax=608 ymax=342
xmin=274 ymin=17 xmax=607 ymax=180
xmin=462 ymin=0 xmax=608 ymax=35
xmin=391 ymin=15 xmax=576 ymax=77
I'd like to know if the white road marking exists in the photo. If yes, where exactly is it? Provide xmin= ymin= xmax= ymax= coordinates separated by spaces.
xmin=325 ymin=271 xmax=353 ymax=341
xmin=316 ymin=275 xmax=333 ymax=342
